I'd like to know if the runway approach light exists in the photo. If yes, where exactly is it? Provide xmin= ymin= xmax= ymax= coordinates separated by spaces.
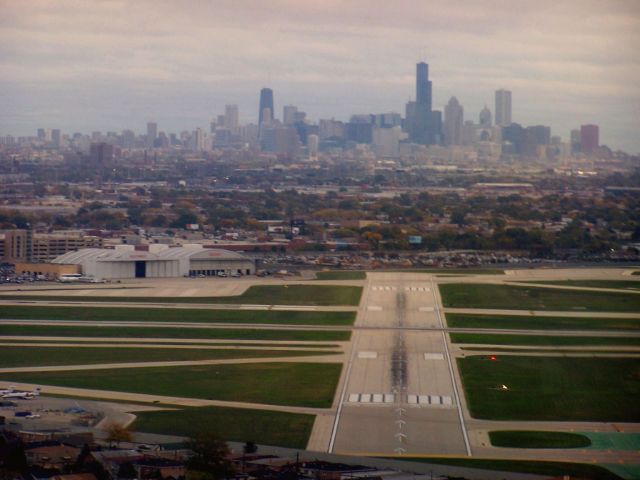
xmin=489 ymin=355 xmax=497 ymax=361
xmin=501 ymin=384 xmax=508 ymax=390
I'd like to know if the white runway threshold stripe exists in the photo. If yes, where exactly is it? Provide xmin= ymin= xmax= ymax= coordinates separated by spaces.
xmin=405 ymin=286 xmax=430 ymax=292
xmin=347 ymin=393 xmax=395 ymax=404
xmin=371 ymin=286 xmax=397 ymax=291
xmin=407 ymin=394 xmax=454 ymax=407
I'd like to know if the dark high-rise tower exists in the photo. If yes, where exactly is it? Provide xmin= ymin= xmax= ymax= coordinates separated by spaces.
xmin=259 ymin=88 xmax=274 ymax=126
xmin=416 ymin=62 xmax=432 ymax=110
xmin=406 ymin=61 xmax=439 ymax=144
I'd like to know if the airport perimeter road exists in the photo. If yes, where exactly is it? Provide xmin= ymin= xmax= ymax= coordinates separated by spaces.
xmin=328 ymin=272 xmax=470 ymax=456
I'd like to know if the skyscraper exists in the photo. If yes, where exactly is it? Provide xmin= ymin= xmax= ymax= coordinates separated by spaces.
xmin=51 ymin=129 xmax=62 ymax=148
xmin=444 ymin=97 xmax=464 ymax=146
xmin=416 ymin=62 xmax=432 ymax=110
xmin=406 ymin=61 xmax=438 ymax=144
xmin=495 ymin=89 xmax=512 ymax=126
xmin=479 ymin=105 xmax=492 ymax=128
xmin=283 ymin=105 xmax=298 ymax=126
xmin=225 ymin=104 xmax=239 ymax=132
xmin=259 ymin=88 xmax=274 ymax=126
xmin=146 ymin=122 xmax=158 ymax=148
xmin=580 ymin=124 xmax=599 ymax=154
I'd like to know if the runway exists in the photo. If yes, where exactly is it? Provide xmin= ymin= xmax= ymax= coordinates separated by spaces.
xmin=328 ymin=272 xmax=470 ymax=456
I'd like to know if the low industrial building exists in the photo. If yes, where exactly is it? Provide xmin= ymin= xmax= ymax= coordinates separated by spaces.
xmin=51 ymin=244 xmax=255 ymax=280
xmin=14 ymin=262 xmax=81 ymax=279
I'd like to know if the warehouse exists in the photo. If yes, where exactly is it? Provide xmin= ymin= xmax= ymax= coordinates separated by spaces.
xmin=51 ymin=244 xmax=255 ymax=280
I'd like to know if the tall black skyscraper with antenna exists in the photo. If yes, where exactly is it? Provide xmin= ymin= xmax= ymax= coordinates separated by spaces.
xmin=416 ymin=62 xmax=432 ymax=111
xmin=407 ymin=61 xmax=439 ymax=144
xmin=259 ymin=88 xmax=274 ymax=126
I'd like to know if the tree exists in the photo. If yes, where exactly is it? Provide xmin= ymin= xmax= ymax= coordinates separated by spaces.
xmin=242 ymin=441 xmax=257 ymax=455
xmin=186 ymin=434 xmax=234 ymax=480
xmin=104 ymin=423 xmax=133 ymax=447
xmin=117 ymin=462 xmax=137 ymax=479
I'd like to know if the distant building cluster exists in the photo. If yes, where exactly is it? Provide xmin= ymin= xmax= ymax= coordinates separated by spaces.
xmin=0 ymin=61 xmax=606 ymax=162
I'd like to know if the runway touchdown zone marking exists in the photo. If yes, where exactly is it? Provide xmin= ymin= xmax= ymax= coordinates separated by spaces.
xmin=424 ymin=353 xmax=445 ymax=360
xmin=358 ymin=351 xmax=378 ymax=359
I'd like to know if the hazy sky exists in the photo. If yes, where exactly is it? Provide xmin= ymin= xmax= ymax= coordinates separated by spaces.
xmin=1 ymin=0 xmax=639 ymax=152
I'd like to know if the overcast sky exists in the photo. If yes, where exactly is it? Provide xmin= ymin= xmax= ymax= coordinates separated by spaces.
xmin=1 ymin=0 xmax=639 ymax=152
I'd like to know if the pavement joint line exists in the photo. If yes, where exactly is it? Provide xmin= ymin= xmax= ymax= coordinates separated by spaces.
xmin=3 ymin=319 xmax=640 ymax=337
xmin=327 ymin=276 xmax=370 ymax=453
xmin=432 ymin=277 xmax=472 ymax=457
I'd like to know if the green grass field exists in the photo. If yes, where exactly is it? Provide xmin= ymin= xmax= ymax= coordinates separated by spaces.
xmin=0 ymin=345 xmax=338 ymax=367
xmin=446 ymin=313 xmax=640 ymax=331
xmin=133 ymin=406 xmax=314 ymax=448
xmin=450 ymin=333 xmax=640 ymax=346
xmin=0 ymin=285 xmax=363 ymax=306
xmin=489 ymin=430 xmax=592 ymax=448
xmin=0 ymin=339 xmax=341 ymax=348
xmin=457 ymin=356 xmax=640 ymax=421
xmin=0 ymin=305 xmax=356 ymax=325
xmin=461 ymin=347 xmax=640 ymax=353
xmin=519 ymin=280 xmax=640 ymax=290
xmin=0 ymin=362 xmax=342 ymax=407
xmin=585 ymin=432 xmax=640 ymax=451
xmin=315 ymin=271 xmax=366 ymax=280
xmin=440 ymin=283 xmax=640 ymax=312
xmin=0 ymin=324 xmax=351 ymax=341
xmin=390 ymin=457 xmax=621 ymax=479
xmin=405 ymin=268 xmax=505 ymax=274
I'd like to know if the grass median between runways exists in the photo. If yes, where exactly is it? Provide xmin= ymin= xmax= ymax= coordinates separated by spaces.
xmin=0 ymin=285 xmax=363 ymax=306
xmin=0 ymin=362 xmax=342 ymax=408
xmin=457 ymin=356 xmax=640 ymax=421
xmin=0 ymin=324 xmax=351 ymax=342
xmin=489 ymin=430 xmax=592 ymax=448
xmin=133 ymin=406 xmax=314 ymax=449
xmin=519 ymin=280 xmax=640 ymax=290
xmin=450 ymin=333 xmax=640 ymax=347
xmin=315 ymin=271 xmax=366 ymax=280
xmin=446 ymin=313 xmax=640 ymax=331
xmin=0 ymin=345 xmax=340 ymax=368
xmin=439 ymin=283 xmax=640 ymax=312
xmin=0 ymin=305 xmax=356 ymax=325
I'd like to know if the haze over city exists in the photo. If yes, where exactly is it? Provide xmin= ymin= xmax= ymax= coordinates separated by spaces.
xmin=1 ymin=0 xmax=639 ymax=152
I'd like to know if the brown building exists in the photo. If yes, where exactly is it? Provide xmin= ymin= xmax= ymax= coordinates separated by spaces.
xmin=0 ymin=230 xmax=103 ymax=263
xmin=24 ymin=442 xmax=80 ymax=470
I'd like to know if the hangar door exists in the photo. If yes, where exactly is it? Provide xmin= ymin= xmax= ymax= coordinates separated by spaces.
xmin=135 ymin=261 xmax=146 ymax=278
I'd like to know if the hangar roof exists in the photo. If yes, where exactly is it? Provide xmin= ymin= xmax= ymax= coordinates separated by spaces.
xmin=52 ymin=247 xmax=251 ymax=264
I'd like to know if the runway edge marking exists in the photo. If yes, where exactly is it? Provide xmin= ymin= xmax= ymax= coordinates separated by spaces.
xmin=431 ymin=277 xmax=472 ymax=456
xmin=327 ymin=275 xmax=369 ymax=452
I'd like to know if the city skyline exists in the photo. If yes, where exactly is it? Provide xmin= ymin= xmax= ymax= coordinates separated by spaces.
xmin=1 ymin=0 xmax=639 ymax=152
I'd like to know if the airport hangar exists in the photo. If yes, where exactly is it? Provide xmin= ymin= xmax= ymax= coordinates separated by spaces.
xmin=51 ymin=244 xmax=256 ymax=280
